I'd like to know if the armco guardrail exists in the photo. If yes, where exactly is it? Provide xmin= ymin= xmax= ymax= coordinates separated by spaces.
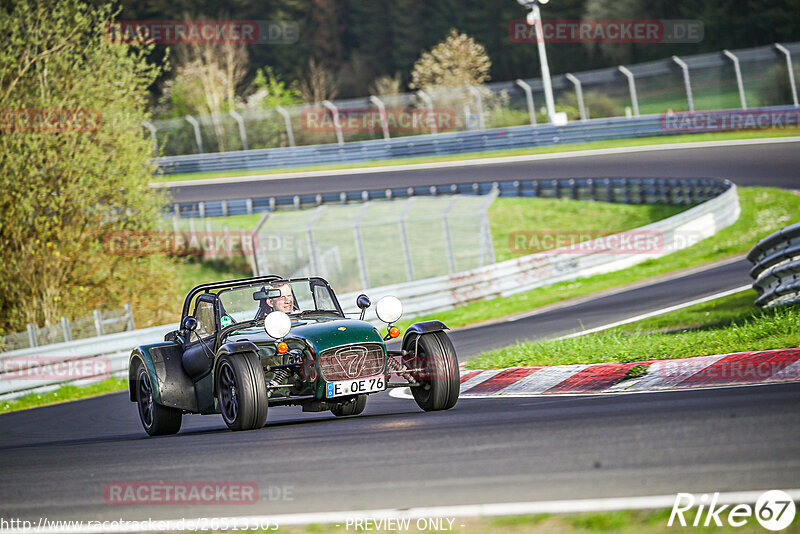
xmin=341 ymin=182 xmax=740 ymax=320
xmin=0 ymin=178 xmax=739 ymax=400
xmin=171 ymin=176 xmax=727 ymax=218
xmin=156 ymin=105 xmax=799 ymax=176
xmin=748 ymin=222 xmax=800 ymax=308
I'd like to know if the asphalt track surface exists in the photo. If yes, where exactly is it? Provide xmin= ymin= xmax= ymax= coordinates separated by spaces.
xmin=2 ymin=259 xmax=797 ymax=523
xmin=1 ymin=140 xmax=799 ymax=524
xmin=164 ymin=140 xmax=800 ymax=203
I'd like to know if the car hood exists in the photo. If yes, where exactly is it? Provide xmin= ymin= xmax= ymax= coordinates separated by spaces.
xmin=228 ymin=316 xmax=384 ymax=352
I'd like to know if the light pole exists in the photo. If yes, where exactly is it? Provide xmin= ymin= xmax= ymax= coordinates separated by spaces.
xmin=517 ymin=0 xmax=558 ymax=123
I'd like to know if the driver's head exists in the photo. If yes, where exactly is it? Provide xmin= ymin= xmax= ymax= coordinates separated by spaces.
xmin=267 ymin=283 xmax=294 ymax=313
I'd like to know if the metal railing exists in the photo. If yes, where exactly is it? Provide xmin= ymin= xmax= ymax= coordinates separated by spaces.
xmin=748 ymin=222 xmax=800 ymax=307
xmin=0 ymin=176 xmax=738 ymax=400
xmin=149 ymin=41 xmax=800 ymax=172
xmin=0 ymin=305 xmax=135 ymax=352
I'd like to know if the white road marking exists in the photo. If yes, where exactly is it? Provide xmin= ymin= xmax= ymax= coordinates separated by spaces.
xmin=15 ymin=489 xmax=800 ymax=533
xmin=151 ymin=136 xmax=800 ymax=188
xmin=555 ymin=285 xmax=753 ymax=341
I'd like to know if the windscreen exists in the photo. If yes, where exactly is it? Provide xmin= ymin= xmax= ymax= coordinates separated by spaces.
xmin=217 ymin=279 xmax=341 ymax=325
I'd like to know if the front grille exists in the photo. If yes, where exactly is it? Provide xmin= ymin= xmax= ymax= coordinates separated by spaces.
xmin=319 ymin=343 xmax=385 ymax=381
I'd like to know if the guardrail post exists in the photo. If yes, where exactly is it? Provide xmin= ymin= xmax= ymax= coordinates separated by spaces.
xmin=60 ymin=316 xmax=72 ymax=341
xmin=672 ymin=56 xmax=695 ymax=112
xmin=467 ymin=85 xmax=486 ymax=130
xmin=185 ymin=116 xmax=204 ymax=153
xmin=353 ymin=204 xmax=371 ymax=288
xmin=275 ymin=106 xmax=296 ymax=147
xmin=515 ymin=79 xmax=537 ymax=125
xmin=124 ymin=304 xmax=135 ymax=330
xmin=142 ymin=121 xmax=158 ymax=156
xmin=322 ymin=100 xmax=344 ymax=145
xmin=617 ymin=66 xmax=640 ymax=117
xmin=565 ymin=73 xmax=587 ymax=121
xmin=369 ymin=95 xmax=391 ymax=140
xmin=416 ymin=90 xmax=438 ymax=134
xmin=722 ymin=50 xmax=747 ymax=110
xmin=587 ymin=178 xmax=595 ymax=200
xmin=442 ymin=197 xmax=458 ymax=274
xmin=93 ymin=310 xmax=104 ymax=337
xmin=228 ymin=110 xmax=249 ymax=150
xmin=198 ymin=202 xmax=205 ymax=218
xmin=399 ymin=198 xmax=416 ymax=281
xmin=774 ymin=43 xmax=799 ymax=107
xmin=26 ymin=323 xmax=38 ymax=348
xmin=246 ymin=198 xmax=253 ymax=215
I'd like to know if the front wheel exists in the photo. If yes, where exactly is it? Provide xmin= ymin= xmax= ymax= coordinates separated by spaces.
xmin=216 ymin=352 xmax=268 ymax=431
xmin=331 ymin=394 xmax=367 ymax=417
xmin=136 ymin=365 xmax=182 ymax=436
xmin=406 ymin=332 xmax=460 ymax=412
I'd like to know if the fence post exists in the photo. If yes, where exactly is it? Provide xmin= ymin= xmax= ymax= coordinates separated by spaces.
xmin=185 ymin=116 xmax=204 ymax=153
xmin=399 ymin=198 xmax=416 ymax=281
xmin=617 ymin=66 xmax=640 ymax=117
xmin=369 ymin=95 xmax=391 ymax=140
xmin=565 ymin=73 xmax=587 ymax=121
xmin=467 ymin=85 xmax=486 ymax=130
xmin=353 ymin=204 xmax=371 ymax=288
xmin=93 ymin=310 xmax=104 ymax=337
xmin=275 ymin=106 xmax=296 ymax=147
xmin=416 ymin=90 xmax=438 ymax=134
xmin=723 ymin=50 xmax=747 ymax=110
xmin=322 ymin=100 xmax=344 ymax=145
xmin=142 ymin=121 xmax=158 ymax=156
xmin=515 ymin=79 xmax=537 ymax=125
xmin=306 ymin=206 xmax=326 ymax=275
xmin=26 ymin=323 xmax=38 ymax=348
xmin=774 ymin=43 xmax=799 ymax=107
xmin=124 ymin=304 xmax=136 ymax=331
xmin=442 ymin=197 xmax=458 ymax=274
xmin=205 ymin=220 xmax=215 ymax=258
xmin=672 ymin=56 xmax=694 ymax=112
xmin=228 ymin=110 xmax=249 ymax=151
xmin=61 ymin=316 xmax=72 ymax=341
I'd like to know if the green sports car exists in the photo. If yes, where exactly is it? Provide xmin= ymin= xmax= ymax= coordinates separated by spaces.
xmin=128 ymin=275 xmax=460 ymax=435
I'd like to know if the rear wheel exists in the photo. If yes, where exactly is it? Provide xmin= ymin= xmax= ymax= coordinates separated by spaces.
xmin=331 ymin=394 xmax=367 ymax=417
xmin=407 ymin=331 xmax=459 ymax=411
xmin=136 ymin=365 xmax=182 ymax=436
xmin=216 ymin=352 xmax=268 ymax=431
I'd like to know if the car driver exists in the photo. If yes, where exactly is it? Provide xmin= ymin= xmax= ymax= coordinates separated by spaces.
xmin=267 ymin=283 xmax=295 ymax=313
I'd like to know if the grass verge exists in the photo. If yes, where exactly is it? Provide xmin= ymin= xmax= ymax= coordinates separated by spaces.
xmin=465 ymin=290 xmax=800 ymax=369
xmin=0 ymin=377 xmax=127 ymax=414
xmin=154 ymin=130 xmax=800 ymax=184
xmin=398 ymin=186 xmax=800 ymax=332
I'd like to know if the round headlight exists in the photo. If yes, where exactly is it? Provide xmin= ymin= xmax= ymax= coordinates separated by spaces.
xmin=376 ymin=296 xmax=403 ymax=324
xmin=264 ymin=311 xmax=291 ymax=339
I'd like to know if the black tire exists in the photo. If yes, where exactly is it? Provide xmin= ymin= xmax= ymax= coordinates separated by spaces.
xmin=331 ymin=394 xmax=367 ymax=417
xmin=407 ymin=331 xmax=459 ymax=412
xmin=216 ymin=352 xmax=268 ymax=431
xmin=135 ymin=365 xmax=182 ymax=436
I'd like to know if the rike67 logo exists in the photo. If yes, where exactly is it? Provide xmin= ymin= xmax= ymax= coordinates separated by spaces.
xmin=669 ymin=491 xmax=796 ymax=530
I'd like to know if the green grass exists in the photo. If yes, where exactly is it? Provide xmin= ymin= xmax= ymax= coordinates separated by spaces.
xmin=0 ymin=377 xmax=127 ymax=414
xmin=397 ymin=187 xmax=800 ymax=332
xmin=489 ymin=197 xmax=685 ymax=263
xmin=153 ymin=129 xmax=800 ymax=184
xmin=465 ymin=290 xmax=800 ymax=370
xmin=223 ymin=507 xmax=800 ymax=533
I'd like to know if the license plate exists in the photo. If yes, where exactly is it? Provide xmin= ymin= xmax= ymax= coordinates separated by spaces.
xmin=326 ymin=375 xmax=385 ymax=398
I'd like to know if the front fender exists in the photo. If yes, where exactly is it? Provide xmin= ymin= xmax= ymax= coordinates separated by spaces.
xmin=401 ymin=320 xmax=449 ymax=350
xmin=212 ymin=341 xmax=261 ymax=396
